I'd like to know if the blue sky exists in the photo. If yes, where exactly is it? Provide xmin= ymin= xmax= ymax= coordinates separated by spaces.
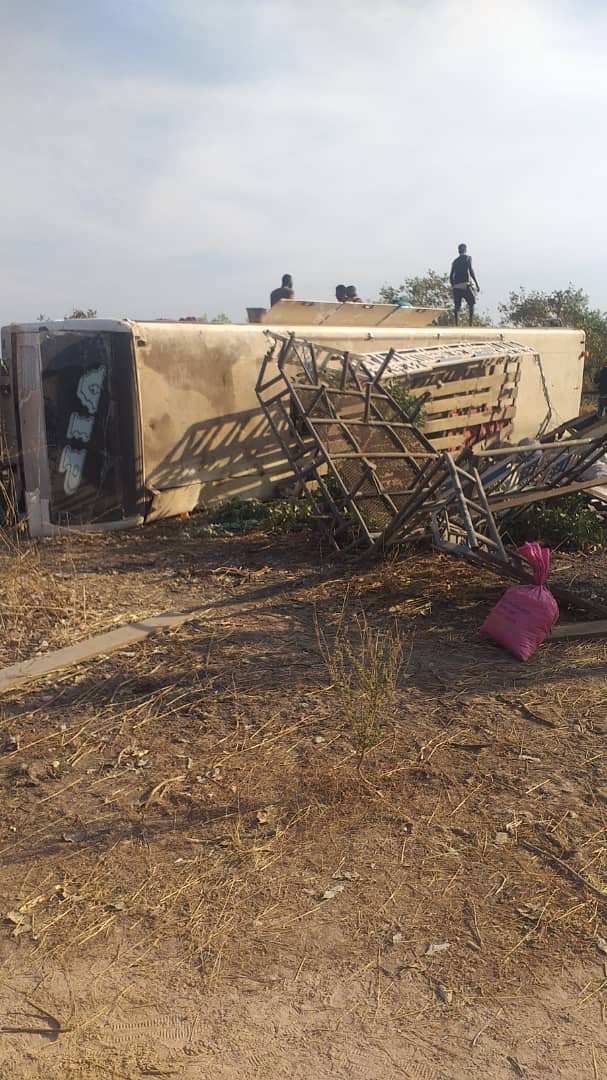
xmin=3 ymin=0 xmax=607 ymax=325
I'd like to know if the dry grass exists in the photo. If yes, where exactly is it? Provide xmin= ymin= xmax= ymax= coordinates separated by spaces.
xmin=1 ymin=525 xmax=607 ymax=1069
xmin=0 ymin=531 xmax=91 ymax=659
xmin=1 ymin=564 xmax=607 ymax=1002
xmin=0 ymin=523 xmax=212 ymax=665
xmin=316 ymin=601 xmax=403 ymax=774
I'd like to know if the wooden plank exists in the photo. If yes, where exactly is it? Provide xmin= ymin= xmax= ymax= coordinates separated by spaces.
xmin=471 ymin=436 xmax=604 ymax=458
xmin=0 ymin=605 xmax=211 ymax=695
xmin=424 ymin=405 xmax=515 ymax=435
xmin=549 ymin=621 xmax=607 ymax=640
xmin=489 ymin=475 xmax=607 ymax=512
xmin=408 ymin=372 xmax=519 ymax=400
xmin=423 ymin=386 xmax=518 ymax=415
xmin=429 ymin=425 xmax=514 ymax=451
xmin=450 ymin=547 xmax=607 ymax=619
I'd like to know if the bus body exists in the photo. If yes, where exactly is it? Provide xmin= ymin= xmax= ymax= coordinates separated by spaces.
xmin=0 ymin=314 xmax=584 ymax=536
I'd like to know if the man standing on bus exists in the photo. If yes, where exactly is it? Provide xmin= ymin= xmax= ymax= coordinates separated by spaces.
xmin=270 ymin=274 xmax=294 ymax=307
xmin=450 ymin=244 xmax=479 ymax=326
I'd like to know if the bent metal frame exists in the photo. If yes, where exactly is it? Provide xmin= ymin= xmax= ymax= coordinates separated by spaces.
xmin=256 ymin=332 xmax=607 ymax=580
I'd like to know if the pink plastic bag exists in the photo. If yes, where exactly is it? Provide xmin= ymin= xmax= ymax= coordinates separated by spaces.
xmin=480 ymin=541 xmax=559 ymax=661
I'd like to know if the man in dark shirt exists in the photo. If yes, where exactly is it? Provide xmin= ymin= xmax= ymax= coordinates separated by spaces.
xmin=595 ymin=365 xmax=607 ymax=417
xmin=346 ymin=285 xmax=362 ymax=303
xmin=449 ymin=244 xmax=479 ymax=326
xmin=335 ymin=284 xmax=347 ymax=302
xmin=270 ymin=274 xmax=294 ymax=307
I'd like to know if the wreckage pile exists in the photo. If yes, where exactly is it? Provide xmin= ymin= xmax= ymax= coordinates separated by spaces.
xmin=256 ymin=331 xmax=607 ymax=616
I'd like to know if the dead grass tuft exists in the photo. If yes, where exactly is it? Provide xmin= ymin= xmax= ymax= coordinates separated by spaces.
xmin=316 ymin=602 xmax=403 ymax=775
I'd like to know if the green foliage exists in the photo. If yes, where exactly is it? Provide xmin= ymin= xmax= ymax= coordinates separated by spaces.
xmin=378 ymin=268 xmax=490 ymax=327
xmin=498 ymin=284 xmax=586 ymax=327
xmin=504 ymin=494 xmax=605 ymax=551
xmin=198 ymin=312 xmax=231 ymax=324
xmin=66 ymin=307 xmax=98 ymax=319
xmin=379 ymin=268 xmax=452 ymax=311
xmin=498 ymin=285 xmax=607 ymax=385
xmin=386 ymin=380 xmax=426 ymax=427
xmin=192 ymin=497 xmax=312 ymax=537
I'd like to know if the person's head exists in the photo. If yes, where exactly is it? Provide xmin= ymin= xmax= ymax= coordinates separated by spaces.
xmin=457 ymin=243 xmax=467 ymax=255
xmin=335 ymin=284 xmax=347 ymax=302
xmin=281 ymin=273 xmax=293 ymax=288
xmin=346 ymin=285 xmax=358 ymax=299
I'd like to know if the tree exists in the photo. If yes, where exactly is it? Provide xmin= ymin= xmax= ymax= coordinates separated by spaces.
xmin=378 ymin=269 xmax=490 ymax=326
xmin=498 ymin=285 xmax=587 ymax=327
xmin=66 ymin=307 xmax=98 ymax=319
xmin=498 ymin=285 xmax=607 ymax=382
xmin=198 ymin=312 xmax=230 ymax=324
xmin=379 ymin=269 xmax=452 ymax=311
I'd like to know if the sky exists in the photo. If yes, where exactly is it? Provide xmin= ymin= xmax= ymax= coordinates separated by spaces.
xmin=2 ymin=0 xmax=607 ymax=326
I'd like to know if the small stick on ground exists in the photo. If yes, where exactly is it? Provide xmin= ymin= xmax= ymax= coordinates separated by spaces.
xmin=471 ymin=1007 xmax=503 ymax=1048
xmin=519 ymin=839 xmax=607 ymax=902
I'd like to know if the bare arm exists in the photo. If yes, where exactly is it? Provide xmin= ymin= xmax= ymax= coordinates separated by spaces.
xmin=469 ymin=259 xmax=479 ymax=289
xmin=449 ymin=261 xmax=455 ymax=286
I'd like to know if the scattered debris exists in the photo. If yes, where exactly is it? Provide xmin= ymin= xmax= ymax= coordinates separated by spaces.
xmin=320 ymin=883 xmax=345 ymax=901
xmin=62 ymin=829 xmax=86 ymax=844
xmin=425 ymin=942 xmax=451 ymax=958
xmin=257 ymin=332 xmax=607 ymax=628
xmin=519 ymin=839 xmax=607 ymax=901
xmin=507 ymin=1056 xmax=527 ymax=1077
xmin=5 ymin=911 xmax=39 ymax=940
xmin=140 ymin=775 xmax=186 ymax=808
xmin=436 ymin=982 xmax=453 ymax=1005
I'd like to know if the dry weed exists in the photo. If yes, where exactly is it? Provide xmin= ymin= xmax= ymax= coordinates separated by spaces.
xmin=316 ymin=603 xmax=403 ymax=775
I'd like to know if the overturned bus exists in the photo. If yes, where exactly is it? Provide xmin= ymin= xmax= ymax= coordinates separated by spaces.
xmin=0 ymin=302 xmax=585 ymax=536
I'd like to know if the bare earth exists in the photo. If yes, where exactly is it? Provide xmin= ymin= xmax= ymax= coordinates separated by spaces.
xmin=1 ymin=521 xmax=607 ymax=1079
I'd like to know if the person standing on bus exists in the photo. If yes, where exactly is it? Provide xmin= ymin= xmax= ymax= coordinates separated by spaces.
xmin=450 ymin=244 xmax=479 ymax=326
xmin=270 ymin=274 xmax=294 ymax=307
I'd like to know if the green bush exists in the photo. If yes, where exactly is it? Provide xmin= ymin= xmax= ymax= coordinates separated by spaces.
xmin=503 ymin=493 xmax=605 ymax=551
xmin=386 ymin=381 xmax=426 ymax=427
xmin=191 ymin=497 xmax=313 ymax=537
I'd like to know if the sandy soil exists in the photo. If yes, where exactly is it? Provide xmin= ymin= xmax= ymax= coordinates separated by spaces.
xmin=0 ymin=521 xmax=607 ymax=1078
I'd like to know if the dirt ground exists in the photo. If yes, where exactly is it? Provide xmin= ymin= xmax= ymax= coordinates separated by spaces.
xmin=1 ymin=520 xmax=607 ymax=1078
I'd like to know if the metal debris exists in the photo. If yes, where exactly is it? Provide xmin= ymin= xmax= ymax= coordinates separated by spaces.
xmin=257 ymin=333 xmax=607 ymax=605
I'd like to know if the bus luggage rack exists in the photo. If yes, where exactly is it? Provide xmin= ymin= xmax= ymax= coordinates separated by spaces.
xmin=256 ymin=331 xmax=438 ymax=552
xmin=256 ymin=332 xmax=607 ymax=572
